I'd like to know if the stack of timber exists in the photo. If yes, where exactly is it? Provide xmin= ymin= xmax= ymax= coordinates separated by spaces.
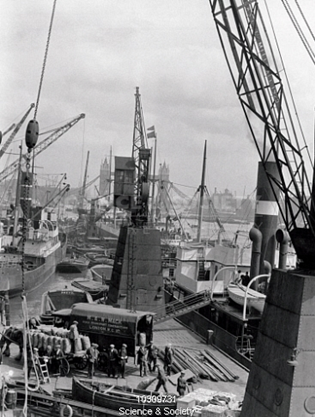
xmin=159 ymin=347 xmax=239 ymax=382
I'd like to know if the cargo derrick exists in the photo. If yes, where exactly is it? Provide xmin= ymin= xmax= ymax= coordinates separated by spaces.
xmin=209 ymin=1 xmax=315 ymax=416
xmin=0 ymin=113 xmax=86 ymax=183
xmin=107 ymin=88 xmax=165 ymax=316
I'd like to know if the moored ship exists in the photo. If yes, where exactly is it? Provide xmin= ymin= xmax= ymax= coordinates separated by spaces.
xmin=0 ymin=207 xmax=67 ymax=297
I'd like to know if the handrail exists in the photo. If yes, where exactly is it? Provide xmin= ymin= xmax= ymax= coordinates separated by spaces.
xmin=153 ymin=289 xmax=212 ymax=322
xmin=242 ymin=274 xmax=270 ymax=320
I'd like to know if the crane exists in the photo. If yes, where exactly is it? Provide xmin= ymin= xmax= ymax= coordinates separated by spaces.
xmin=209 ymin=2 xmax=315 ymax=415
xmin=130 ymin=87 xmax=151 ymax=226
xmin=2 ymin=123 xmax=16 ymax=138
xmin=108 ymin=88 xmax=164 ymax=313
xmin=79 ymin=150 xmax=90 ymax=210
xmin=0 ymin=103 xmax=35 ymax=159
xmin=0 ymin=113 xmax=85 ymax=183
xmin=75 ymin=174 xmax=100 ymax=199
xmin=209 ymin=0 xmax=314 ymax=267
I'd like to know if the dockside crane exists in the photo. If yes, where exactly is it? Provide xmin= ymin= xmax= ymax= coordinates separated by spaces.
xmin=78 ymin=150 xmax=90 ymax=211
xmin=0 ymin=103 xmax=35 ymax=159
xmin=209 ymin=0 xmax=314 ymax=267
xmin=108 ymin=88 xmax=164 ymax=314
xmin=208 ymin=1 xmax=315 ymax=415
xmin=130 ymin=86 xmax=151 ymax=226
xmin=0 ymin=113 xmax=85 ymax=183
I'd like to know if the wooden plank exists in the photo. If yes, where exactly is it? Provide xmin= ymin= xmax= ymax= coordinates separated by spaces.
xmin=203 ymin=349 xmax=238 ymax=380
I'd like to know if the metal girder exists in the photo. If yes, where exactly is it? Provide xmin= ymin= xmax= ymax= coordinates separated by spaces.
xmin=0 ymin=113 xmax=85 ymax=183
xmin=209 ymin=0 xmax=315 ymax=264
xmin=131 ymin=87 xmax=151 ymax=226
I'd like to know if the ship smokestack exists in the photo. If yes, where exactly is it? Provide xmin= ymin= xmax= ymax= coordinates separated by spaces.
xmin=254 ymin=162 xmax=280 ymax=282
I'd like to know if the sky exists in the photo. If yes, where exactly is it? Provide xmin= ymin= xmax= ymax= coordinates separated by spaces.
xmin=1 ymin=0 xmax=315 ymax=200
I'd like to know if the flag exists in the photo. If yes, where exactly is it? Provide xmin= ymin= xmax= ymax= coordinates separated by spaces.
xmin=147 ymin=131 xmax=156 ymax=138
xmin=147 ymin=125 xmax=155 ymax=131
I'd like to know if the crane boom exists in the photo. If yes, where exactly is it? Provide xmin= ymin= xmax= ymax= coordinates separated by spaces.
xmin=79 ymin=150 xmax=90 ymax=208
xmin=209 ymin=0 xmax=315 ymax=266
xmin=0 ymin=113 xmax=85 ymax=183
xmin=0 ymin=103 xmax=35 ymax=159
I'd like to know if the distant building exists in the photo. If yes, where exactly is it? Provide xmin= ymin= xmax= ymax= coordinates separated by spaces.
xmin=99 ymin=157 xmax=111 ymax=196
xmin=158 ymin=162 xmax=170 ymax=183
xmin=212 ymin=188 xmax=236 ymax=213
xmin=155 ymin=162 xmax=170 ymax=220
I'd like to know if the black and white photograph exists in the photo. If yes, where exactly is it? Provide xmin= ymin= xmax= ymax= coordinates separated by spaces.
xmin=0 ymin=1 xmax=315 ymax=416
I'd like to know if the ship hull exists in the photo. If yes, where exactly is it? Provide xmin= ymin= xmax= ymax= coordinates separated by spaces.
xmin=0 ymin=234 xmax=67 ymax=298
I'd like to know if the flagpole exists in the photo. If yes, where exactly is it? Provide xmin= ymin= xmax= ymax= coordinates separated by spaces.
xmin=151 ymin=133 xmax=157 ymax=224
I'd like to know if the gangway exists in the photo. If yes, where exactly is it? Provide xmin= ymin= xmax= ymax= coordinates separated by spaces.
xmin=153 ymin=289 xmax=212 ymax=324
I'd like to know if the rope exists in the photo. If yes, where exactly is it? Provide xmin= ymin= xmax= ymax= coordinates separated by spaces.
xmin=294 ymin=0 xmax=315 ymax=43
xmin=33 ymin=0 xmax=58 ymax=120
xmin=21 ymin=154 xmax=32 ymax=295
xmin=264 ymin=0 xmax=313 ymax=168
xmin=281 ymin=0 xmax=315 ymax=65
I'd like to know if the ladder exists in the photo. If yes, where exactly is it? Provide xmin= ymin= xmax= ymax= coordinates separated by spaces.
xmin=35 ymin=356 xmax=50 ymax=384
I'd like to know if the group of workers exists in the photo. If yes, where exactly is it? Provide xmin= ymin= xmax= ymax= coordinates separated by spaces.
xmin=27 ymin=320 xmax=188 ymax=397
xmin=136 ymin=342 xmax=187 ymax=396
xmin=137 ymin=342 xmax=173 ymax=377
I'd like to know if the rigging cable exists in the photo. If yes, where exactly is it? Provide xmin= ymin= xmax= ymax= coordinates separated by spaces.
xmin=22 ymin=2 xmax=58 ymax=415
xmin=264 ymin=0 xmax=313 ymax=168
xmin=294 ymin=0 xmax=315 ymax=43
xmin=280 ymin=0 xmax=315 ymax=66
xmin=33 ymin=0 xmax=58 ymax=121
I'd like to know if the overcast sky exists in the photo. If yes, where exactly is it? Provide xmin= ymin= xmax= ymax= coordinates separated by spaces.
xmin=1 ymin=0 xmax=315 ymax=199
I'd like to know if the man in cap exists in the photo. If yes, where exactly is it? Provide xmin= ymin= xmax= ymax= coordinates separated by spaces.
xmin=177 ymin=371 xmax=187 ymax=396
xmin=55 ymin=343 xmax=67 ymax=376
xmin=137 ymin=345 xmax=148 ymax=377
xmin=154 ymin=364 xmax=168 ymax=393
xmin=69 ymin=321 xmax=79 ymax=352
xmin=146 ymin=341 xmax=158 ymax=372
xmin=108 ymin=344 xmax=119 ymax=377
xmin=86 ymin=343 xmax=99 ymax=378
xmin=118 ymin=343 xmax=128 ymax=378
xmin=164 ymin=343 xmax=174 ymax=376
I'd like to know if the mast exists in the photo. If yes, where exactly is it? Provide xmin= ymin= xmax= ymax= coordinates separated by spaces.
xmin=12 ymin=144 xmax=23 ymax=247
xmin=197 ymin=141 xmax=207 ymax=242
xmin=149 ymin=128 xmax=157 ymax=224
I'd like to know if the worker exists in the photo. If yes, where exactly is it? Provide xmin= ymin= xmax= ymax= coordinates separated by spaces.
xmin=137 ymin=345 xmax=148 ymax=377
xmin=55 ymin=344 xmax=67 ymax=376
xmin=29 ymin=317 xmax=39 ymax=329
xmin=164 ymin=343 xmax=174 ymax=376
xmin=118 ymin=343 xmax=128 ymax=378
xmin=86 ymin=343 xmax=99 ymax=379
xmin=242 ymin=272 xmax=250 ymax=287
xmin=27 ymin=347 xmax=34 ymax=378
xmin=146 ymin=341 xmax=158 ymax=372
xmin=108 ymin=344 xmax=119 ymax=377
xmin=234 ymin=270 xmax=242 ymax=284
xmin=45 ymin=345 xmax=54 ymax=373
xmin=69 ymin=321 xmax=79 ymax=352
xmin=154 ymin=364 xmax=168 ymax=393
xmin=177 ymin=371 xmax=187 ymax=396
